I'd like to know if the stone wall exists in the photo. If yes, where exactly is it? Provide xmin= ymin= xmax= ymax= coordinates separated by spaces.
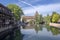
xmin=49 ymin=23 xmax=60 ymax=28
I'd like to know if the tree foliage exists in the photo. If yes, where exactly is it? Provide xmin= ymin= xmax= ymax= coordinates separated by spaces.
xmin=44 ymin=14 xmax=51 ymax=24
xmin=39 ymin=14 xmax=43 ymax=23
xmin=7 ymin=4 xmax=24 ymax=21
xmin=35 ymin=11 xmax=43 ymax=24
xmin=35 ymin=11 xmax=40 ymax=24
xmin=7 ymin=4 xmax=24 ymax=40
xmin=51 ymin=12 xmax=60 ymax=23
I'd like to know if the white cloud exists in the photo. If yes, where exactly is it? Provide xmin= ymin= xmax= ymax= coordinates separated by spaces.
xmin=22 ymin=3 xmax=60 ymax=16
xmin=18 ymin=0 xmax=35 ymax=8
xmin=19 ymin=0 xmax=41 ymax=3
xmin=30 ymin=0 xmax=41 ymax=3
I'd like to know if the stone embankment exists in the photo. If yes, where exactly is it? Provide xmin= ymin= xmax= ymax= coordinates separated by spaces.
xmin=49 ymin=23 xmax=60 ymax=28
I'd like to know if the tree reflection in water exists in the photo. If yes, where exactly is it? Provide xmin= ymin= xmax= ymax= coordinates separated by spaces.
xmin=45 ymin=24 xmax=60 ymax=35
xmin=22 ymin=24 xmax=60 ymax=40
xmin=34 ymin=24 xmax=60 ymax=35
xmin=34 ymin=24 xmax=43 ymax=33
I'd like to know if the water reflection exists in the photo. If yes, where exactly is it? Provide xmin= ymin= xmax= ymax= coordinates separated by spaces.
xmin=45 ymin=24 xmax=60 ymax=35
xmin=34 ymin=24 xmax=43 ymax=33
xmin=21 ymin=24 xmax=60 ymax=40
xmin=34 ymin=24 xmax=60 ymax=35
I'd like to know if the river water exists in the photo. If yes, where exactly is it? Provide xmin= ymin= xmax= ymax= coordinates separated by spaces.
xmin=21 ymin=25 xmax=60 ymax=40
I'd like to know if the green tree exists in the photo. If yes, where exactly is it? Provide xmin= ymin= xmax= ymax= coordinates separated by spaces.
xmin=7 ymin=4 xmax=24 ymax=21
xmin=7 ymin=4 xmax=23 ymax=40
xmin=35 ymin=11 xmax=43 ymax=24
xmin=35 ymin=11 xmax=40 ymax=24
xmin=44 ymin=14 xmax=51 ymax=24
xmin=39 ymin=14 xmax=43 ymax=23
xmin=51 ymin=12 xmax=60 ymax=23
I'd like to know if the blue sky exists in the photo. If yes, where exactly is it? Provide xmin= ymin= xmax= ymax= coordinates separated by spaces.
xmin=0 ymin=0 xmax=60 ymax=16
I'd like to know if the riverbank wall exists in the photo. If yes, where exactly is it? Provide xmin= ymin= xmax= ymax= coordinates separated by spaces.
xmin=49 ymin=23 xmax=60 ymax=28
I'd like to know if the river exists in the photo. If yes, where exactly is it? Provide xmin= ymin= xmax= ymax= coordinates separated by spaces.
xmin=21 ymin=24 xmax=60 ymax=40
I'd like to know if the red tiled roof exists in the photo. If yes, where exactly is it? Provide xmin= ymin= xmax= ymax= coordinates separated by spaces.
xmin=24 ymin=16 xmax=35 ymax=19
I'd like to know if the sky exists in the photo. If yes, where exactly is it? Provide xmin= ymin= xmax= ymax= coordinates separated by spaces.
xmin=0 ymin=0 xmax=60 ymax=16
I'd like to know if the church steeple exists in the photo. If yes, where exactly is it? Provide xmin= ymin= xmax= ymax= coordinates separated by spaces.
xmin=35 ymin=11 xmax=39 ymax=17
